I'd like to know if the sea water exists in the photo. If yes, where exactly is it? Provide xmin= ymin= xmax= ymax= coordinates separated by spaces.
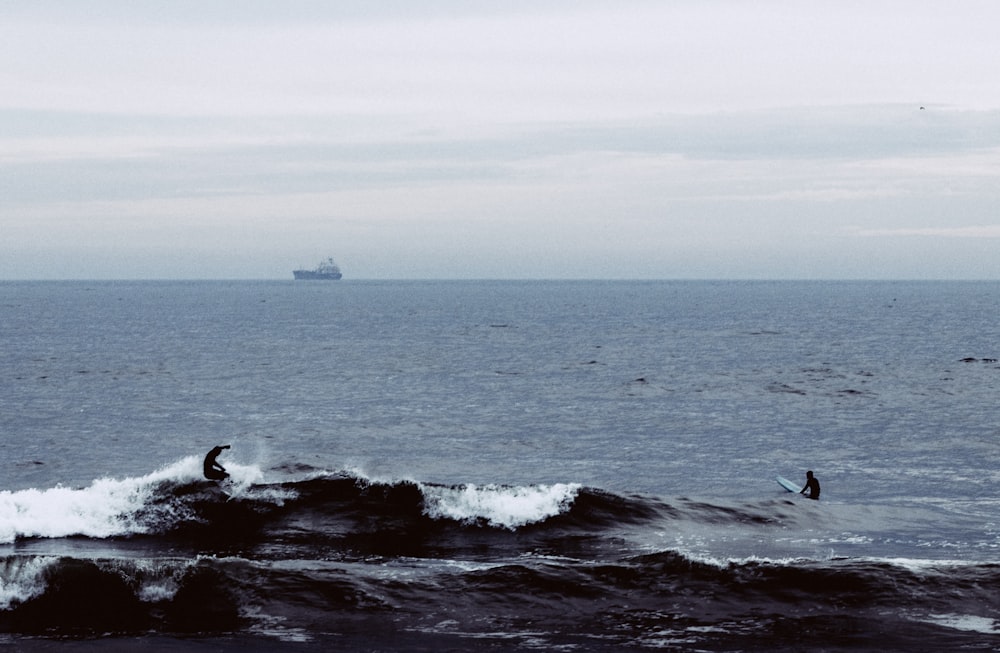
xmin=1 ymin=280 xmax=999 ymax=650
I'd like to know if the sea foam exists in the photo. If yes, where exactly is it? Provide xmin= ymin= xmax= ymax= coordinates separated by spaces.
xmin=421 ymin=483 xmax=581 ymax=530
xmin=0 ymin=556 xmax=54 ymax=609
xmin=0 ymin=456 xmax=261 ymax=544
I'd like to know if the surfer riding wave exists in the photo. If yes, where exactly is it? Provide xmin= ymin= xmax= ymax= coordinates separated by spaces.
xmin=203 ymin=445 xmax=231 ymax=481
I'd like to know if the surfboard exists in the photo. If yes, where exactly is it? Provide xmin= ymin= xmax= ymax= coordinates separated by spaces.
xmin=776 ymin=476 xmax=801 ymax=493
xmin=216 ymin=480 xmax=235 ymax=500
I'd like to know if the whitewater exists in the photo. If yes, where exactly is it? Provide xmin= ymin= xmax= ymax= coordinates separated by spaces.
xmin=2 ymin=279 xmax=1000 ymax=650
xmin=0 ymin=458 xmax=580 ymax=548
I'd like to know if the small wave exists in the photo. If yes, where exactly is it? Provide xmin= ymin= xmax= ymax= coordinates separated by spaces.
xmin=0 ymin=457 xmax=269 ymax=544
xmin=0 ymin=555 xmax=241 ymax=634
xmin=0 ymin=556 xmax=53 ymax=609
xmin=0 ymin=460 xmax=193 ymax=543
xmin=420 ymin=483 xmax=582 ymax=530
xmin=923 ymin=614 xmax=1000 ymax=634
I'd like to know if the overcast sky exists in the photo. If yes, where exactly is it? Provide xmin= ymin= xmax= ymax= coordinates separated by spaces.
xmin=3 ymin=1 xmax=1000 ymax=279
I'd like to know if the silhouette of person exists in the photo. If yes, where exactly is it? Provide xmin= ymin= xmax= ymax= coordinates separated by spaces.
xmin=204 ymin=445 xmax=231 ymax=480
xmin=800 ymin=470 xmax=820 ymax=500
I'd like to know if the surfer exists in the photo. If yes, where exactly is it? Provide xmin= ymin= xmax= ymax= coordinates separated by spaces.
xmin=203 ymin=445 xmax=231 ymax=481
xmin=800 ymin=470 xmax=820 ymax=500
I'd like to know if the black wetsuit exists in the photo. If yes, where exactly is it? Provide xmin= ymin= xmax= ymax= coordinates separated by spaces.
xmin=203 ymin=447 xmax=229 ymax=480
xmin=802 ymin=477 xmax=820 ymax=500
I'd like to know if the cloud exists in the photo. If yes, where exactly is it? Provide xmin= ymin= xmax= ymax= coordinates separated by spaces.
xmin=5 ymin=2 xmax=1000 ymax=119
xmin=4 ymin=3 xmax=1000 ymax=279
xmin=853 ymin=225 xmax=1000 ymax=238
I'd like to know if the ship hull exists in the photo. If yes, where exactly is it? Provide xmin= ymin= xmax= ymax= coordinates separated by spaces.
xmin=293 ymin=270 xmax=342 ymax=280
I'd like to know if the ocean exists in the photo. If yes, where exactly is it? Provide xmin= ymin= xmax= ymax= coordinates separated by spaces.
xmin=2 ymin=279 xmax=999 ymax=651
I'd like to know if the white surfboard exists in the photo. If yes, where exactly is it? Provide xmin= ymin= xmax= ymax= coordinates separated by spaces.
xmin=775 ymin=476 xmax=801 ymax=493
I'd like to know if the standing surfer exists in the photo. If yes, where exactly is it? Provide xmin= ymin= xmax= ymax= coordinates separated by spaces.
xmin=204 ymin=445 xmax=231 ymax=480
xmin=800 ymin=470 xmax=820 ymax=500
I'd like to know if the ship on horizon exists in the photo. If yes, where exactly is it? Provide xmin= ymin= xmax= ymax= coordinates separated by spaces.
xmin=293 ymin=258 xmax=343 ymax=280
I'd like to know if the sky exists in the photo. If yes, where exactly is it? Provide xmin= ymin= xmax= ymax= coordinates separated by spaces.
xmin=3 ymin=1 xmax=1000 ymax=279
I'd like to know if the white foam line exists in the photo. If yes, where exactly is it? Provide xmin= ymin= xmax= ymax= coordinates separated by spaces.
xmin=421 ymin=483 xmax=582 ymax=530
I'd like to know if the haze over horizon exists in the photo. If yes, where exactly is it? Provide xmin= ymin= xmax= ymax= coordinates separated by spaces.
xmin=3 ymin=1 xmax=1000 ymax=280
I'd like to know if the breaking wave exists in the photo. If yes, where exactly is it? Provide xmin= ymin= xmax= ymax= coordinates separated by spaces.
xmin=0 ymin=459 xmax=620 ymax=547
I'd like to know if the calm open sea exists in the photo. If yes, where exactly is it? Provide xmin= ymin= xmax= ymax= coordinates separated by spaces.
xmin=2 ymin=280 xmax=1000 ymax=651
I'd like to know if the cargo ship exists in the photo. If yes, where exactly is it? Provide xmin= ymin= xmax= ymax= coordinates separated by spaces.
xmin=293 ymin=258 xmax=343 ymax=280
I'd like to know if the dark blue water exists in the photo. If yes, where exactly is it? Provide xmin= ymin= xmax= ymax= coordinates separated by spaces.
xmin=2 ymin=280 xmax=1000 ymax=650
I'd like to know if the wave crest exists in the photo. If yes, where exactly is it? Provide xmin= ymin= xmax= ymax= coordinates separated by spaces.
xmin=421 ymin=483 xmax=582 ymax=530
xmin=0 ymin=457 xmax=268 ymax=544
